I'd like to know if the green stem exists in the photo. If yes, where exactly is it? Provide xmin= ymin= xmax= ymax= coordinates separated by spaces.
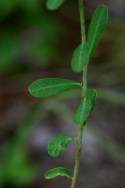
xmin=79 ymin=0 xmax=86 ymax=43
xmin=70 ymin=126 xmax=84 ymax=188
xmin=70 ymin=0 xmax=87 ymax=188
xmin=79 ymin=0 xmax=87 ymax=97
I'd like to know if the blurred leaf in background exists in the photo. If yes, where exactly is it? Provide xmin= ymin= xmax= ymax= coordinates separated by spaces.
xmin=0 ymin=104 xmax=43 ymax=187
xmin=0 ymin=31 xmax=18 ymax=72
xmin=0 ymin=0 xmax=62 ymax=73
xmin=2 ymin=143 xmax=37 ymax=186
xmin=0 ymin=0 xmax=16 ymax=20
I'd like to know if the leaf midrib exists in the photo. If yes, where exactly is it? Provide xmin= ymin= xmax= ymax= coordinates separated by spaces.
xmin=33 ymin=82 xmax=80 ymax=92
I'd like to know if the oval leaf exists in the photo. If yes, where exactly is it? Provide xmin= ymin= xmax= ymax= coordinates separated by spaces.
xmin=44 ymin=167 xmax=72 ymax=179
xmin=48 ymin=134 xmax=72 ymax=157
xmin=46 ymin=0 xmax=65 ymax=10
xmin=71 ymin=5 xmax=108 ymax=72
xmin=87 ymin=5 xmax=108 ymax=58
xmin=74 ymin=89 xmax=97 ymax=125
xmin=71 ymin=43 xmax=88 ymax=73
xmin=28 ymin=78 xmax=81 ymax=98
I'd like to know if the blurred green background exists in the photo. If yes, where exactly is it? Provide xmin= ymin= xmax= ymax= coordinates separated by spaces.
xmin=0 ymin=0 xmax=125 ymax=188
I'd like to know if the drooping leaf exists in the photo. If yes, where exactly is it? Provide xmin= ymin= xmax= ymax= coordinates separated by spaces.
xmin=44 ymin=167 xmax=72 ymax=179
xmin=87 ymin=5 xmax=108 ymax=58
xmin=48 ymin=134 xmax=72 ymax=157
xmin=71 ymin=43 xmax=88 ymax=72
xmin=74 ymin=89 xmax=97 ymax=125
xmin=46 ymin=0 xmax=65 ymax=10
xmin=28 ymin=78 xmax=81 ymax=98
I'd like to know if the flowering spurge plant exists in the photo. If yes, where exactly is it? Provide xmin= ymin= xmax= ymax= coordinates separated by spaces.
xmin=28 ymin=0 xmax=108 ymax=188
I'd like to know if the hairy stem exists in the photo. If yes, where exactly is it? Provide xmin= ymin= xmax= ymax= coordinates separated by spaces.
xmin=70 ymin=0 xmax=87 ymax=188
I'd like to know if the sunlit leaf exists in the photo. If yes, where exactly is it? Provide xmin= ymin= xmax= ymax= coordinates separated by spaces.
xmin=48 ymin=134 xmax=72 ymax=157
xmin=44 ymin=167 xmax=72 ymax=179
xmin=28 ymin=78 xmax=81 ymax=98
xmin=46 ymin=0 xmax=65 ymax=10
xmin=74 ymin=89 xmax=97 ymax=125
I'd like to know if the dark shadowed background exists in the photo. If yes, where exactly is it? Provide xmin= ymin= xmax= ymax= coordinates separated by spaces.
xmin=0 ymin=0 xmax=125 ymax=188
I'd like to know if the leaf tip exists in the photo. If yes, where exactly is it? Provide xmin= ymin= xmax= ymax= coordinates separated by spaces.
xmin=28 ymin=82 xmax=36 ymax=97
xmin=99 ymin=4 xmax=109 ymax=18
xmin=46 ymin=0 xmax=65 ymax=11
xmin=28 ymin=83 xmax=33 ymax=96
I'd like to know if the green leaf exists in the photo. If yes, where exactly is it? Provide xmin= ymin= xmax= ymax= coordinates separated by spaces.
xmin=71 ymin=5 xmax=108 ymax=72
xmin=46 ymin=0 xmax=65 ymax=10
xmin=28 ymin=78 xmax=81 ymax=98
xmin=74 ymin=89 xmax=97 ymax=125
xmin=44 ymin=167 xmax=72 ymax=179
xmin=71 ymin=43 xmax=88 ymax=72
xmin=87 ymin=5 xmax=108 ymax=58
xmin=48 ymin=134 xmax=72 ymax=157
